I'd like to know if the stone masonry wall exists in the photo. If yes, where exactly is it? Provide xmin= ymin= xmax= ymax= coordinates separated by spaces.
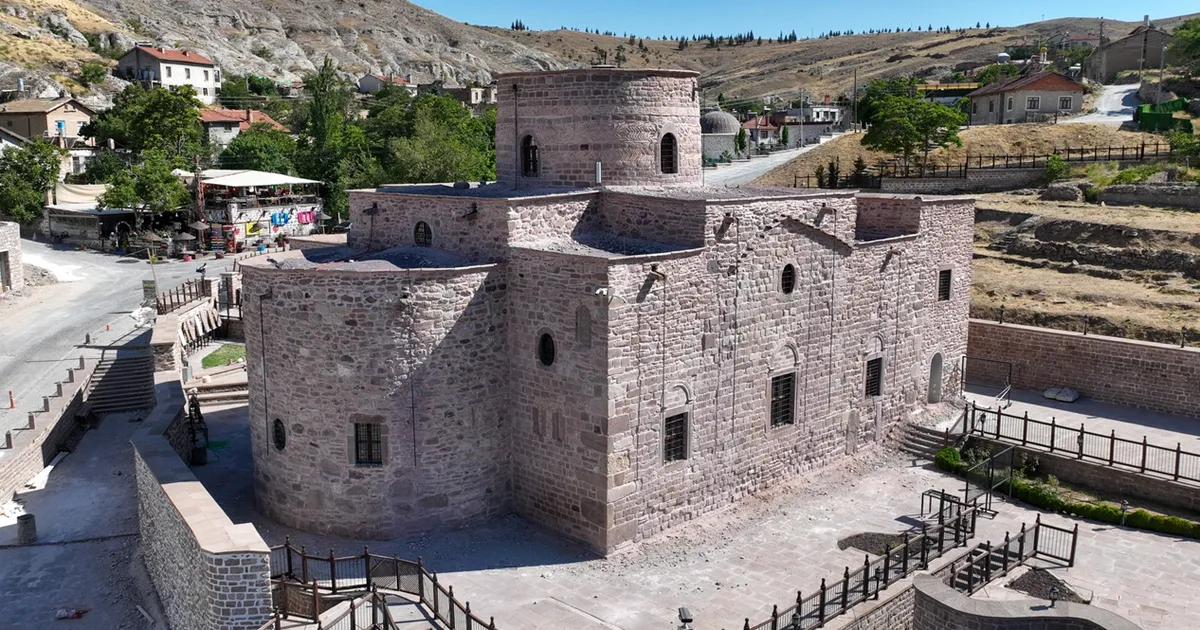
xmin=496 ymin=69 xmax=702 ymax=188
xmin=133 ymin=374 xmax=271 ymax=630
xmin=839 ymin=583 xmax=916 ymax=630
xmin=967 ymin=320 xmax=1200 ymax=417
xmin=879 ymin=168 xmax=1043 ymax=195
xmin=1100 ymin=183 xmax=1200 ymax=211
xmin=603 ymin=194 xmax=974 ymax=548
xmin=912 ymin=574 xmax=1140 ymax=630
xmin=0 ymin=220 xmax=23 ymax=293
xmin=242 ymin=260 xmax=511 ymax=539
xmin=0 ymin=358 xmax=92 ymax=501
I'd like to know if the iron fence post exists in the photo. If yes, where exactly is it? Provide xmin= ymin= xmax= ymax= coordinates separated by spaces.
xmin=312 ymin=583 xmax=321 ymax=619
xmin=350 ymin=598 xmax=357 ymax=630
xmin=301 ymin=545 xmax=309 ymax=584
xmin=489 ymin=618 xmax=496 ymax=630
xmin=329 ymin=549 xmax=338 ymax=594
xmin=364 ymin=545 xmax=371 ymax=590
xmin=984 ymin=541 xmax=992 ymax=583
xmin=432 ymin=573 xmax=440 ymax=617
xmin=1018 ymin=523 xmax=1027 ymax=559
xmin=1049 ymin=419 xmax=1056 ymax=453
xmin=862 ymin=555 xmax=870 ymax=601
xmin=795 ymin=590 xmax=803 ymax=627
xmin=466 ymin=602 xmax=473 ymax=630
xmin=418 ymin=557 xmax=425 ymax=603
xmin=841 ymin=567 xmax=849 ymax=611
xmin=285 ymin=536 xmax=293 ymax=578
xmin=1062 ymin=522 xmax=1078 ymax=567
xmin=744 ymin=619 xmax=751 ymax=630
xmin=1021 ymin=412 xmax=1028 ymax=446
xmin=1002 ymin=532 xmax=1011 ymax=572
xmin=1033 ymin=515 xmax=1041 ymax=555
xmin=902 ymin=533 xmax=909 ymax=575
xmin=395 ymin=556 xmax=401 ymax=592
xmin=1078 ymin=423 xmax=1086 ymax=459
xmin=921 ymin=524 xmax=929 ymax=568
xmin=819 ymin=578 xmax=827 ymax=624
xmin=967 ymin=556 xmax=975 ymax=593
xmin=449 ymin=586 xmax=457 ymax=629
xmin=1141 ymin=436 xmax=1148 ymax=473
xmin=882 ymin=543 xmax=891 ymax=588
xmin=1175 ymin=443 xmax=1183 ymax=480
xmin=1109 ymin=430 xmax=1116 ymax=466
xmin=771 ymin=604 xmax=779 ymax=630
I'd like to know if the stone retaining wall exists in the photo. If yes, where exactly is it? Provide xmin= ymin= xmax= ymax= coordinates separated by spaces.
xmin=151 ymin=293 xmax=222 ymax=371
xmin=879 ymin=168 xmax=1044 ymax=194
xmin=1099 ymin=183 xmax=1200 ymax=211
xmin=0 ymin=358 xmax=93 ymax=501
xmin=0 ymin=220 xmax=23 ymax=293
xmin=912 ymin=574 xmax=1141 ymax=630
xmin=132 ymin=373 xmax=271 ymax=630
xmin=967 ymin=320 xmax=1200 ymax=418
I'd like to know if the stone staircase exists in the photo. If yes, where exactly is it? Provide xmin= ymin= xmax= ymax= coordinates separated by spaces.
xmin=897 ymin=424 xmax=953 ymax=462
xmin=86 ymin=354 xmax=155 ymax=414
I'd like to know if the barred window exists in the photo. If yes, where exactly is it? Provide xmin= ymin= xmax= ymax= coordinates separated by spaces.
xmin=521 ymin=135 xmax=539 ymax=177
xmin=660 ymin=133 xmax=678 ymax=174
xmin=663 ymin=413 xmax=688 ymax=462
xmin=865 ymin=358 xmax=883 ymax=397
xmin=937 ymin=269 xmax=952 ymax=301
xmin=354 ymin=423 xmax=383 ymax=466
xmin=414 ymin=221 xmax=432 ymax=247
xmin=781 ymin=264 xmax=796 ymax=294
xmin=770 ymin=373 xmax=796 ymax=427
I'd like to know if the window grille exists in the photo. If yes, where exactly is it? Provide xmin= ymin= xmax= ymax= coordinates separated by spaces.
xmin=660 ymin=134 xmax=677 ymax=174
xmin=865 ymin=358 xmax=883 ymax=397
xmin=937 ymin=269 xmax=952 ymax=301
xmin=770 ymin=373 xmax=796 ymax=427
xmin=664 ymin=413 xmax=688 ymax=461
xmin=414 ymin=221 xmax=432 ymax=247
xmin=781 ymin=264 xmax=796 ymax=294
xmin=354 ymin=423 xmax=383 ymax=466
xmin=521 ymin=136 xmax=539 ymax=177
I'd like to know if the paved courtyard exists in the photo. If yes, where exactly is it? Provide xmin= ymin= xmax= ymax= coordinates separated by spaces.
xmin=194 ymin=402 xmax=1200 ymax=630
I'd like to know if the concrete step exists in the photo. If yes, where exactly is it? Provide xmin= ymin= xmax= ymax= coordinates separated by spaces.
xmin=195 ymin=390 xmax=248 ymax=404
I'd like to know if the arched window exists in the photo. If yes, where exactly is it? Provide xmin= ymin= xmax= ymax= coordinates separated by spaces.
xmin=780 ymin=264 xmax=796 ymax=294
xmin=414 ymin=221 xmax=432 ymax=247
xmin=272 ymin=419 xmax=286 ymax=451
xmin=521 ymin=135 xmax=539 ymax=177
xmin=660 ymin=133 xmax=677 ymax=174
xmin=538 ymin=333 xmax=556 ymax=366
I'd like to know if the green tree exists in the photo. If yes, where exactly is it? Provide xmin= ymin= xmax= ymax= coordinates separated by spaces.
xmin=97 ymin=150 xmax=191 ymax=220
xmin=294 ymin=58 xmax=380 ymax=218
xmin=368 ymin=95 xmax=495 ymax=184
xmin=0 ymin=139 xmax=65 ymax=224
xmin=856 ymin=76 xmax=920 ymax=124
xmin=861 ymin=96 xmax=965 ymax=174
xmin=974 ymin=64 xmax=1021 ymax=86
xmin=220 ymin=123 xmax=296 ymax=173
xmin=735 ymin=127 xmax=747 ymax=154
xmin=1169 ymin=17 xmax=1200 ymax=76
xmin=780 ymin=124 xmax=789 ymax=147
xmin=78 ymin=61 xmax=108 ymax=87
xmin=81 ymin=149 xmax=132 ymax=184
xmin=82 ymin=84 xmax=203 ymax=162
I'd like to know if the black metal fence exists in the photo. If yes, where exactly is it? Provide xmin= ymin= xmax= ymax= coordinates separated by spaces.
xmin=156 ymin=279 xmax=209 ymax=314
xmin=966 ymin=403 xmax=1200 ymax=484
xmin=961 ymin=445 xmax=1015 ymax=512
xmin=943 ymin=515 xmax=1078 ymax=596
xmin=740 ymin=505 xmax=979 ymax=630
xmin=266 ymin=539 xmax=497 ymax=629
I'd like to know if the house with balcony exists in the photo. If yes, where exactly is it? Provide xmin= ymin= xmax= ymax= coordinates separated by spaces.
xmin=116 ymin=45 xmax=221 ymax=105
xmin=0 ymin=97 xmax=98 ymax=178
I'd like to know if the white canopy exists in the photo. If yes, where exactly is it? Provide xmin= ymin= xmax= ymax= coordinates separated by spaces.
xmin=200 ymin=170 xmax=321 ymax=188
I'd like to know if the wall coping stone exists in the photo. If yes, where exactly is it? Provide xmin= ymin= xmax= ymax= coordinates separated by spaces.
xmin=131 ymin=372 xmax=269 ymax=555
xmin=498 ymin=67 xmax=701 ymax=80
xmin=914 ymin=574 xmax=1143 ymax=630
xmin=239 ymin=249 xmax=501 ymax=277
xmin=970 ymin=318 xmax=1199 ymax=357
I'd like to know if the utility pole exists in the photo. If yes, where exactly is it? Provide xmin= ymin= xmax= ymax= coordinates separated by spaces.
xmin=1155 ymin=41 xmax=1166 ymax=104
xmin=192 ymin=154 xmax=203 ymax=224
xmin=852 ymin=69 xmax=858 ymax=128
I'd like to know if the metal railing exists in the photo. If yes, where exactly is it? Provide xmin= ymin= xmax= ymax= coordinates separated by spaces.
xmin=961 ymin=445 xmax=1015 ymax=512
xmin=943 ymin=515 xmax=1078 ymax=596
xmin=740 ymin=505 xmax=979 ymax=630
xmin=156 ymin=279 xmax=209 ymax=315
xmin=966 ymin=403 xmax=1200 ymax=484
xmin=267 ymin=539 xmax=497 ymax=629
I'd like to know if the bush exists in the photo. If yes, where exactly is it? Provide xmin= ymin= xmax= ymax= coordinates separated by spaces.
xmin=1044 ymin=154 xmax=1069 ymax=182
xmin=934 ymin=446 xmax=966 ymax=474
xmin=78 ymin=61 xmax=107 ymax=87
xmin=1110 ymin=164 xmax=1162 ymax=185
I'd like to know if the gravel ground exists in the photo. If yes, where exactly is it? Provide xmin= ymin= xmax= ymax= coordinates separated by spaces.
xmin=21 ymin=263 xmax=58 ymax=286
xmin=1006 ymin=568 xmax=1087 ymax=604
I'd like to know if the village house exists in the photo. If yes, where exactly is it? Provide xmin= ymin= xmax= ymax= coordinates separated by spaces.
xmin=115 ymin=45 xmax=221 ymax=105
xmin=356 ymin=74 xmax=418 ymax=96
xmin=965 ymin=70 xmax=1085 ymax=125
xmin=0 ymin=127 xmax=24 ymax=154
xmin=1083 ymin=20 xmax=1177 ymax=83
xmin=742 ymin=115 xmax=779 ymax=146
xmin=238 ymin=67 xmax=974 ymax=555
xmin=0 ymin=97 xmax=99 ymax=178
xmin=199 ymin=108 xmax=289 ymax=149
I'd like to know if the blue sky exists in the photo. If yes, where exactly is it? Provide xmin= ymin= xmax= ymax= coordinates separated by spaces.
xmin=417 ymin=0 xmax=1196 ymax=38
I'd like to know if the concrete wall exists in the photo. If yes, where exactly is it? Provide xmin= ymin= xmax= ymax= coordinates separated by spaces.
xmin=495 ymin=69 xmax=702 ymax=188
xmin=132 ymin=374 xmax=272 ymax=630
xmin=967 ymin=320 xmax=1200 ymax=417
xmin=701 ymin=133 xmax=735 ymax=160
xmin=0 ymin=221 xmax=23 ymax=293
xmin=1085 ymin=29 xmax=1174 ymax=83
xmin=879 ymin=168 xmax=1043 ymax=195
xmin=912 ymin=574 xmax=1141 ymax=630
xmin=241 ymin=262 xmax=511 ymax=539
xmin=1099 ymin=183 xmax=1200 ymax=211
xmin=0 ymin=103 xmax=91 ymax=141
xmin=0 ymin=358 xmax=92 ymax=501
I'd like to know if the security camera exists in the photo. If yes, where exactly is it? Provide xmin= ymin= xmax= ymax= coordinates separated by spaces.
xmin=594 ymin=287 xmax=609 ymax=296
xmin=678 ymin=607 xmax=693 ymax=624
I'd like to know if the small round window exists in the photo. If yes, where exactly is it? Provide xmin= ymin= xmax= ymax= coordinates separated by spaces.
xmin=414 ymin=221 xmax=432 ymax=247
xmin=538 ymin=333 xmax=556 ymax=366
xmin=781 ymin=264 xmax=797 ymax=294
xmin=272 ymin=419 xmax=286 ymax=451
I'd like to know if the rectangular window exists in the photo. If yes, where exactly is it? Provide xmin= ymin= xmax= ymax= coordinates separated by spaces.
xmin=185 ymin=68 xmax=191 ymax=79
xmin=353 ymin=423 xmax=382 ymax=466
xmin=663 ymin=413 xmax=688 ymax=462
xmin=937 ymin=269 xmax=952 ymax=301
xmin=770 ymin=373 xmax=796 ymax=427
xmin=166 ymin=66 xmax=172 ymax=78
xmin=988 ymin=100 xmax=994 ymax=113
xmin=1059 ymin=96 xmax=1072 ymax=110
xmin=202 ymin=87 xmax=209 ymax=96
xmin=1026 ymin=96 xmax=1041 ymax=110
xmin=204 ymin=70 xmax=210 ymax=81
xmin=972 ymin=102 xmax=977 ymax=114
xmin=1007 ymin=97 xmax=1013 ymax=110
xmin=865 ymin=358 xmax=883 ymax=397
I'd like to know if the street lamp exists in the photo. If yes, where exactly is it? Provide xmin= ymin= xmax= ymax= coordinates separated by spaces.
xmin=677 ymin=607 xmax=693 ymax=630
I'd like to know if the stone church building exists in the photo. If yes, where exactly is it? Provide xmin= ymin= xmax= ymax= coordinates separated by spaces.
xmin=240 ymin=68 xmax=974 ymax=554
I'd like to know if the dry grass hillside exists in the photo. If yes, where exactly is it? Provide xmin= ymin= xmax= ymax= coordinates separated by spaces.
xmin=481 ymin=13 xmax=1199 ymax=104
xmin=754 ymin=123 xmax=1155 ymax=187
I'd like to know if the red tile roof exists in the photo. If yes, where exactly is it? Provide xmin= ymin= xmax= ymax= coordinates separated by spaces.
xmin=372 ymin=75 xmax=410 ymax=85
xmin=966 ymin=71 xmax=1084 ymax=98
xmin=131 ymin=45 xmax=214 ymax=66
xmin=742 ymin=116 xmax=777 ymax=131
xmin=199 ymin=108 xmax=288 ymax=132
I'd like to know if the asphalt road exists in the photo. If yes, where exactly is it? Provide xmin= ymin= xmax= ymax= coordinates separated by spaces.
xmin=1064 ymin=84 xmax=1139 ymax=126
xmin=702 ymin=133 xmax=852 ymax=188
xmin=0 ymin=240 xmax=235 ymax=444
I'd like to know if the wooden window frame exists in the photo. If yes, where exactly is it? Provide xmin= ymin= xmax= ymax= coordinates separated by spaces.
xmin=769 ymin=372 xmax=797 ymax=428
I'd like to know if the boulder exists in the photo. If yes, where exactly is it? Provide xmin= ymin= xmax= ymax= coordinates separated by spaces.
xmin=1043 ymin=387 xmax=1080 ymax=403
xmin=40 ymin=13 xmax=87 ymax=47
xmin=1040 ymin=182 xmax=1083 ymax=202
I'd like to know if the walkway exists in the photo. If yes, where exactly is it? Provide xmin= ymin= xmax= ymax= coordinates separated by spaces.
xmin=965 ymin=385 xmax=1200 ymax=450
xmin=702 ymin=133 xmax=850 ymax=187
xmin=194 ymin=404 xmax=1199 ymax=630
xmin=1063 ymin=84 xmax=1139 ymax=127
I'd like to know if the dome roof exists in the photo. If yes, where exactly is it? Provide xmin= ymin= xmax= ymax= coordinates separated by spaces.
xmin=700 ymin=110 xmax=740 ymax=135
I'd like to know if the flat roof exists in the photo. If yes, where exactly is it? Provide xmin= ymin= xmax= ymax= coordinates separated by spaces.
xmin=517 ymin=232 xmax=686 ymax=259
xmin=497 ymin=67 xmax=700 ymax=80
xmin=244 ymin=245 xmax=476 ymax=271
xmin=369 ymin=182 xmax=594 ymax=200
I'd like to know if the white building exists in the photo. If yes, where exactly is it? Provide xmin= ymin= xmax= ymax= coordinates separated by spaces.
xmin=116 ymin=45 xmax=221 ymax=105
xmin=357 ymin=74 xmax=418 ymax=96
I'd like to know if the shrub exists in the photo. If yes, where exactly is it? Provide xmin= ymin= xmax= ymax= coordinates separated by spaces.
xmin=934 ymin=446 xmax=961 ymax=473
xmin=1110 ymin=164 xmax=1162 ymax=185
xmin=1044 ymin=154 xmax=1069 ymax=182
xmin=78 ymin=61 xmax=107 ymax=87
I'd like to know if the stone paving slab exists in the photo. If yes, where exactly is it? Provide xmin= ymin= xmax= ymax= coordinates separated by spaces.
xmin=197 ymin=403 xmax=1199 ymax=630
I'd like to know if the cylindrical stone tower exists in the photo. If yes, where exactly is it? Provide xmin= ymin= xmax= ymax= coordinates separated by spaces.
xmin=495 ymin=68 xmax=702 ymax=188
